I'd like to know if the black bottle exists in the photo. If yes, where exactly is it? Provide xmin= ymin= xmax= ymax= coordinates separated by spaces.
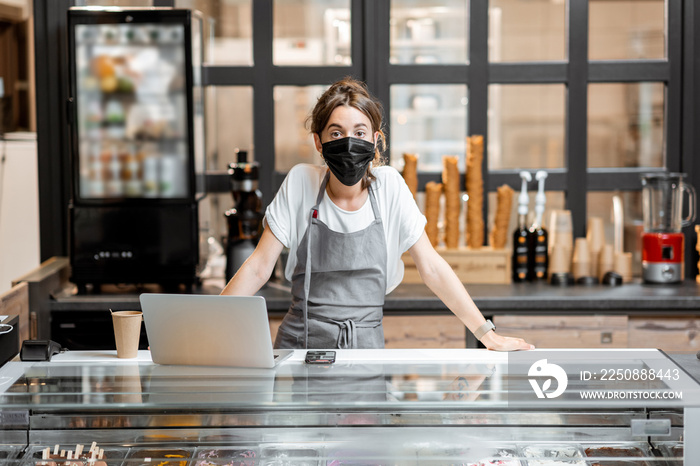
xmin=225 ymin=150 xmax=263 ymax=281
xmin=512 ymin=213 xmax=532 ymax=282
xmin=529 ymin=171 xmax=549 ymax=281
xmin=529 ymin=224 xmax=548 ymax=281
xmin=512 ymin=172 xmax=533 ymax=282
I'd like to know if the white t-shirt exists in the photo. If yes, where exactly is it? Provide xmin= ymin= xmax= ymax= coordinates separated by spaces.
xmin=264 ymin=164 xmax=427 ymax=294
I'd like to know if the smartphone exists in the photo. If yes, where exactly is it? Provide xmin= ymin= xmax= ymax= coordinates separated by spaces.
xmin=305 ymin=350 xmax=336 ymax=364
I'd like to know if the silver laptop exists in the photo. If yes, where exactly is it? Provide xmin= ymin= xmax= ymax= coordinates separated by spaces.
xmin=139 ymin=293 xmax=293 ymax=368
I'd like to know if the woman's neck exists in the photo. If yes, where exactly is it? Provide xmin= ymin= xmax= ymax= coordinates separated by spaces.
xmin=326 ymin=175 xmax=367 ymax=212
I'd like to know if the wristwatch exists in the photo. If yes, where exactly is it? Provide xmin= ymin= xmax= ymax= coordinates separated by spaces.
xmin=473 ymin=319 xmax=496 ymax=341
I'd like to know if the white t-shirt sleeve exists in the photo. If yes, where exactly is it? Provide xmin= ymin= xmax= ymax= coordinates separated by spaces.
xmin=262 ymin=176 xmax=292 ymax=248
xmin=373 ymin=166 xmax=426 ymax=293
xmin=395 ymin=175 xmax=427 ymax=253
xmin=263 ymin=164 xmax=319 ymax=249
xmin=378 ymin=166 xmax=426 ymax=252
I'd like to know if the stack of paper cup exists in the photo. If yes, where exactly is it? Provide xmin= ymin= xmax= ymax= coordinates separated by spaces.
xmin=549 ymin=210 xmax=573 ymax=254
xmin=549 ymin=244 xmax=571 ymax=276
xmin=614 ymin=252 xmax=633 ymax=283
xmin=549 ymin=210 xmax=574 ymax=275
xmin=586 ymin=217 xmax=605 ymax=277
xmin=598 ymin=244 xmax=615 ymax=281
xmin=572 ymin=238 xmax=591 ymax=280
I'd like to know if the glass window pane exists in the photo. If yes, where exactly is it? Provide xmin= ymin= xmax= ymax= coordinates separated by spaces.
xmin=390 ymin=0 xmax=468 ymax=65
xmin=589 ymin=0 xmax=665 ymax=60
xmin=488 ymin=0 xmax=566 ymax=63
xmin=390 ymin=84 xmax=467 ymax=172
xmin=177 ymin=0 xmax=253 ymax=65
xmin=588 ymin=83 xmax=664 ymax=169
xmin=273 ymin=0 xmax=351 ymax=66
xmin=587 ymin=191 xmax=643 ymax=278
xmin=207 ymin=86 xmax=254 ymax=170
xmin=488 ymin=84 xmax=566 ymax=170
xmin=274 ymin=85 xmax=327 ymax=172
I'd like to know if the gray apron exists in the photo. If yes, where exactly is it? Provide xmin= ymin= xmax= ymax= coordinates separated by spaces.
xmin=274 ymin=171 xmax=387 ymax=349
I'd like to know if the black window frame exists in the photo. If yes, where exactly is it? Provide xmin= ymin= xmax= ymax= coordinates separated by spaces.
xmin=33 ymin=0 xmax=700 ymax=277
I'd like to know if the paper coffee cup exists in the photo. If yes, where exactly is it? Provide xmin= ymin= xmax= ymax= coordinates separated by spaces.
xmin=111 ymin=311 xmax=142 ymax=359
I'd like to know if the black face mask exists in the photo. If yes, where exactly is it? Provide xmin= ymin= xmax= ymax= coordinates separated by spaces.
xmin=321 ymin=137 xmax=375 ymax=187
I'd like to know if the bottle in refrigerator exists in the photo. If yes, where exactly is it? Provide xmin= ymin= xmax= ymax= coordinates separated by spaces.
xmin=104 ymin=99 xmax=126 ymax=140
xmin=104 ymin=145 xmax=124 ymax=197
xmin=84 ymin=100 xmax=102 ymax=139
xmin=122 ymin=144 xmax=143 ymax=197
xmin=141 ymin=145 xmax=160 ymax=198
xmin=159 ymin=151 xmax=187 ymax=198
xmin=88 ymin=143 xmax=105 ymax=197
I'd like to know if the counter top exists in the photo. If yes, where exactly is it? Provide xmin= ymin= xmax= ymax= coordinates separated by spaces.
xmin=23 ymin=349 xmax=700 ymax=386
xmin=48 ymin=279 xmax=700 ymax=315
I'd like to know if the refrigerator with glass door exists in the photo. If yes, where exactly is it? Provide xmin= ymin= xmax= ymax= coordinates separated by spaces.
xmin=67 ymin=7 xmax=205 ymax=291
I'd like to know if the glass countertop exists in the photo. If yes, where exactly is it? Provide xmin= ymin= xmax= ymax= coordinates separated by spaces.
xmin=1 ymin=349 xmax=698 ymax=413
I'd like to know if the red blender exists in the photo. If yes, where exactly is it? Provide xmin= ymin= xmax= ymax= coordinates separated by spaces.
xmin=641 ymin=173 xmax=696 ymax=283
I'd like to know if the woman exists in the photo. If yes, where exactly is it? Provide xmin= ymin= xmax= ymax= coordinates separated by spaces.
xmin=221 ymin=77 xmax=533 ymax=352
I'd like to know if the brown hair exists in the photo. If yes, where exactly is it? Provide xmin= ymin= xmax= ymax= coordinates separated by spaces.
xmin=307 ymin=77 xmax=386 ymax=189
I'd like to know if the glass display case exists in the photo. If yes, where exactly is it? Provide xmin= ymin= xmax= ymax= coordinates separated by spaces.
xmin=0 ymin=349 xmax=698 ymax=464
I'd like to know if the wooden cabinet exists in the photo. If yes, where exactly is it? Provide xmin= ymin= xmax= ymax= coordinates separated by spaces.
xmin=383 ymin=315 xmax=465 ymax=348
xmin=628 ymin=316 xmax=700 ymax=352
xmin=493 ymin=315 xmax=629 ymax=349
xmin=495 ymin=314 xmax=700 ymax=352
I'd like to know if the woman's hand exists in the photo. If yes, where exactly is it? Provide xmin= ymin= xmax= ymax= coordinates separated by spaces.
xmin=480 ymin=331 xmax=534 ymax=351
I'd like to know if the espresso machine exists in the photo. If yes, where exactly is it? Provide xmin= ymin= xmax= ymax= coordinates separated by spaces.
xmin=225 ymin=151 xmax=263 ymax=281
xmin=641 ymin=173 xmax=696 ymax=283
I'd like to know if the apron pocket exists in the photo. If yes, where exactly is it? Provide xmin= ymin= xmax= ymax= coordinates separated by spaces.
xmin=274 ymin=311 xmax=305 ymax=349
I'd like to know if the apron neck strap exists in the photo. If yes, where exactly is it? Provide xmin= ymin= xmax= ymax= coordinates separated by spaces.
xmin=314 ymin=170 xmax=331 ymax=209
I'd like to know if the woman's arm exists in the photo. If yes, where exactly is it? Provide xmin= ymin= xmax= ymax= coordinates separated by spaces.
xmin=220 ymin=227 xmax=285 ymax=296
xmin=408 ymin=232 xmax=534 ymax=351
